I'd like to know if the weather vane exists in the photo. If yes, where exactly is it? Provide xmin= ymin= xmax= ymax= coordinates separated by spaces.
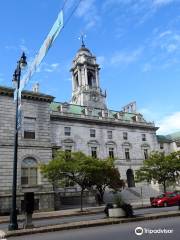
xmin=78 ymin=32 xmax=86 ymax=47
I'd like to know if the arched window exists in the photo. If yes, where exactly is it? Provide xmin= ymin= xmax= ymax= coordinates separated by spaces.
xmin=88 ymin=71 xmax=96 ymax=87
xmin=21 ymin=158 xmax=38 ymax=186
xmin=75 ymin=73 xmax=79 ymax=89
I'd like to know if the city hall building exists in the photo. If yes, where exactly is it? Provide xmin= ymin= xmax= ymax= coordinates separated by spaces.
xmin=0 ymin=43 xmax=178 ymax=213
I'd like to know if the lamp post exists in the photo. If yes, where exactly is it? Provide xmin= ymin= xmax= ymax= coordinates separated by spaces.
xmin=9 ymin=52 xmax=27 ymax=231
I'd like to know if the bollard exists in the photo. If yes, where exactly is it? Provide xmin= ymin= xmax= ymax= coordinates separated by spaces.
xmin=24 ymin=192 xmax=34 ymax=229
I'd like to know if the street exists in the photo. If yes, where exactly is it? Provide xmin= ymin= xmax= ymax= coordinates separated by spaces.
xmin=8 ymin=216 xmax=180 ymax=240
xmin=0 ymin=206 xmax=179 ymax=230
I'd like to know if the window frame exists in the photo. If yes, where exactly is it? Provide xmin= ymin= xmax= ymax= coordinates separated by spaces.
xmin=90 ymin=129 xmax=96 ymax=138
xmin=125 ymin=148 xmax=130 ymax=160
xmin=107 ymin=130 xmax=113 ymax=139
xmin=64 ymin=127 xmax=71 ymax=136
xmin=123 ymin=132 xmax=128 ymax=140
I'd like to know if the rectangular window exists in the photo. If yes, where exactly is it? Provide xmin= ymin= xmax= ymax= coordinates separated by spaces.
xmin=123 ymin=132 xmax=128 ymax=140
xmin=29 ymin=168 xmax=38 ymax=185
xmin=64 ymin=127 xmax=71 ymax=136
xmin=125 ymin=148 xmax=130 ymax=160
xmin=90 ymin=129 xmax=96 ymax=138
xmin=144 ymin=149 xmax=148 ymax=159
xmin=24 ymin=117 xmax=36 ymax=139
xmin=109 ymin=148 xmax=114 ymax=159
xmin=21 ymin=168 xmax=28 ymax=185
xmin=91 ymin=147 xmax=97 ymax=158
xmin=107 ymin=131 xmax=112 ymax=139
xmin=21 ymin=168 xmax=37 ymax=186
xmin=142 ymin=134 xmax=146 ymax=141
xmin=160 ymin=143 xmax=164 ymax=149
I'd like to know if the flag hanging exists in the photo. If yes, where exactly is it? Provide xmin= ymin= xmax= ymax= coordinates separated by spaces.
xmin=19 ymin=10 xmax=64 ymax=93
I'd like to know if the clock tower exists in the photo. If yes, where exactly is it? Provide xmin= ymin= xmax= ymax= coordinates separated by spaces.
xmin=70 ymin=40 xmax=107 ymax=109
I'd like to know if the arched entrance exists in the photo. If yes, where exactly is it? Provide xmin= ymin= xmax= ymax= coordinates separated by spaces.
xmin=126 ymin=169 xmax=135 ymax=187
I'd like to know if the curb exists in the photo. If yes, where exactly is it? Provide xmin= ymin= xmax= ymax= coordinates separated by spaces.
xmin=0 ymin=205 xmax=151 ymax=224
xmin=0 ymin=209 xmax=104 ymax=224
xmin=4 ymin=211 xmax=180 ymax=238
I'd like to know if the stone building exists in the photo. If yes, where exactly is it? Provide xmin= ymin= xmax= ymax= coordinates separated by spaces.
xmin=0 ymin=43 xmax=175 ymax=213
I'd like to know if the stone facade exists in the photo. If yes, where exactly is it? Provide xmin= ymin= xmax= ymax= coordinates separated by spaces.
xmin=0 ymin=44 xmax=176 ymax=213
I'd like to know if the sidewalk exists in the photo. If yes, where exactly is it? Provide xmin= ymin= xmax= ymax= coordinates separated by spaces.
xmin=2 ymin=209 xmax=180 ymax=238
xmin=0 ymin=206 xmax=105 ymax=224
xmin=0 ymin=202 xmax=151 ymax=224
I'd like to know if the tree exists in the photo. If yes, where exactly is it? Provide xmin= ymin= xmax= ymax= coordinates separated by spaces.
xmin=40 ymin=151 xmax=67 ymax=210
xmin=41 ymin=151 xmax=95 ymax=211
xmin=88 ymin=158 xmax=123 ymax=204
xmin=135 ymin=151 xmax=180 ymax=192
xmin=41 ymin=151 xmax=124 ymax=210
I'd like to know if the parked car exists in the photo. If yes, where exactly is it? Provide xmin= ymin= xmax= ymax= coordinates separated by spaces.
xmin=151 ymin=192 xmax=180 ymax=207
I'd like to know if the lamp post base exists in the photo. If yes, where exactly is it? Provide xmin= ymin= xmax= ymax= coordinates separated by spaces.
xmin=8 ymin=222 xmax=18 ymax=231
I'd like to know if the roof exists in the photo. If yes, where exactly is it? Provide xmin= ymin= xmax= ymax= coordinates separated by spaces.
xmin=0 ymin=85 xmax=54 ymax=102
xmin=167 ymin=131 xmax=180 ymax=141
xmin=50 ymin=102 xmax=157 ymax=129
xmin=157 ymin=131 xmax=180 ymax=143
xmin=157 ymin=135 xmax=172 ymax=143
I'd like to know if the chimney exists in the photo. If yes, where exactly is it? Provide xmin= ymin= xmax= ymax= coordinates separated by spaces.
xmin=32 ymin=82 xmax=40 ymax=93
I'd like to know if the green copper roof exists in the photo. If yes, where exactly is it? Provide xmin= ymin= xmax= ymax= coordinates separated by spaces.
xmin=50 ymin=102 xmax=149 ymax=124
xmin=157 ymin=135 xmax=172 ymax=143
xmin=167 ymin=131 xmax=180 ymax=141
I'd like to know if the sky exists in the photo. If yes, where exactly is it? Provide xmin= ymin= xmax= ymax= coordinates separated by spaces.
xmin=0 ymin=0 xmax=180 ymax=135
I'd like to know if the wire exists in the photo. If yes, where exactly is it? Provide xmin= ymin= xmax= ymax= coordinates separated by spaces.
xmin=63 ymin=0 xmax=83 ymax=28
xmin=61 ymin=0 xmax=69 ymax=10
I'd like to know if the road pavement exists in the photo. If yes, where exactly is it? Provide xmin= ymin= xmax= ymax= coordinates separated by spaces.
xmin=0 ymin=206 xmax=178 ymax=231
xmin=7 ymin=216 xmax=180 ymax=240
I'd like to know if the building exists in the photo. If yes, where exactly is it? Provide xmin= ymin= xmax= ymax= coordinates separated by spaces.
xmin=0 ymin=42 xmax=175 ymax=213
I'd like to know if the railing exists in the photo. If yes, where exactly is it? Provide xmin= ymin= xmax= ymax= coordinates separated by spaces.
xmin=50 ymin=110 xmax=155 ymax=127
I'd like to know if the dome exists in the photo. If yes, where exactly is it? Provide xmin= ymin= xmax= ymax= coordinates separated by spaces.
xmin=76 ymin=43 xmax=93 ymax=57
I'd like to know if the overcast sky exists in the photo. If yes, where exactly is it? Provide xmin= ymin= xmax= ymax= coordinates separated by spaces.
xmin=0 ymin=0 xmax=180 ymax=135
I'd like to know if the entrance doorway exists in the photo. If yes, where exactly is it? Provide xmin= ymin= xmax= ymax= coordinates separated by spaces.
xmin=126 ymin=169 xmax=135 ymax=187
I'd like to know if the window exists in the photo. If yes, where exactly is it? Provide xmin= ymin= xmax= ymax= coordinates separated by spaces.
xmin=107 ymin=131 xmax=112 ymax=139
xmin=90 ymin=129 xmax=96 ymax=138
xmin=21 ymin=158 xmax=37 ymax=186
xmin=123 ymin=132 xmax=128 ymax=140
xmin=160 ymin=143 xmax=164 ymax=149
xmin=65 ymin=145 xmax=72 ymax=153
xmin=109 ymin=148 xmax=114 ymax=159
xmin=125 ymin=148 xmax=130 ymax=160
xmin=64 ymin=127 xmax=71 ymax=136
xmin=144 ymin=149 xmax=148 ymax=159
xmin=24 ymin=117 xmax=36 ymax=139
xmin=142 ymin=134 xmax=146 ymax=141
xmin=91 ymin=147 xmax=97 ymax=158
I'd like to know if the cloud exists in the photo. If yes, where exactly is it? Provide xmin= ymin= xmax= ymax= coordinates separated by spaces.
xmin=75 ymin=0 xmax=100 ymax=30
xmin=5 ymin=39 xmax=30 ymax=54
xmin=102 ymin=0 xmax=177 ymax=26
xmin=110 ymin=47 xmax=143 ymax=66
xmin=142 ymin=63 xmax=152 ymax=72
xmin=97 ymin=56 xmax=106 ymax=67
xmin=157 ymin=112 xmax=180 ymax=134
xmin=37 ymin=62 xmax=60 ymax=73
xmin=153 ymin=0 xmax=176 ymax=7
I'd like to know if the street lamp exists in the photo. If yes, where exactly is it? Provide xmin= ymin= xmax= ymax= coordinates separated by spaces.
xmin=9 ymin=52 xmax=27 ymax=231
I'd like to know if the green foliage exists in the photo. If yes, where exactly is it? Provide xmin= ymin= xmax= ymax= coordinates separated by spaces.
xmin=41 ymin=150 xmax=123 ymax=209
xmin=135 ymin=151 xmax=180 ymax=192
